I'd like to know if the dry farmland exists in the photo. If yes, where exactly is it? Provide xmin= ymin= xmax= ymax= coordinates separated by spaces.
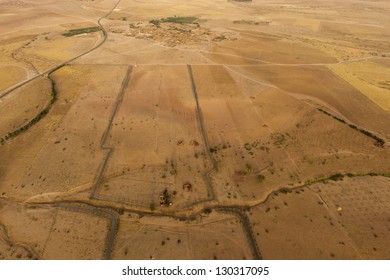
xmin=0 ymin=0 xmax=389 ymax=260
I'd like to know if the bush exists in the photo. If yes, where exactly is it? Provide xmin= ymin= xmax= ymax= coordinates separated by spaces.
xmin=161 ymin=16 xmax=197 ymax=24
xmin=279 ymin=188 xmax=292 ymax=194
xmin=245 ymin=163 xmax=252 ymax=174
xmin=149 ymin=19 xmax=160 ymax=27
xmin=257 ymin=175 xmax=265 ymax=183
xmin=62 ymin=26 xmax=101 ymax=37
xmin=213 ymin=35 xmax=226 ymax=41
xmin=329 ymin=173 xmax=344 ymax=181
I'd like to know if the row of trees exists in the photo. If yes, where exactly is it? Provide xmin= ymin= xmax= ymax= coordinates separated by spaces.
xmin=0 ymin=77 xmax=57 ymax=144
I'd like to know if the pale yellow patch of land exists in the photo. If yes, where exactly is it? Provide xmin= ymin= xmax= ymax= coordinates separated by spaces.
xmin=328 ymin=62 xmax=390 ymax=111
xmin=0 ymin=66 xmax=27 ymax=92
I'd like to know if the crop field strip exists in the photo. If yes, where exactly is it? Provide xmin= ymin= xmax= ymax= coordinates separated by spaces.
xmin=88 ymin=65 xmax=217 ymax=208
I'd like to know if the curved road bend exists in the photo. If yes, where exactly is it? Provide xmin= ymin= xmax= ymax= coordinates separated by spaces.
xmin=54 ymin=203 xmax=119 ymax=260
xmin=0 ymin=0 xmax=123 ymax=99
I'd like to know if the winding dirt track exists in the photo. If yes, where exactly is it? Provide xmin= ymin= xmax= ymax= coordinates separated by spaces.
xmin=90 ymin=66 xmax=133 ymax=199
xmin=0 ymin=0 xmax=123 ymax=99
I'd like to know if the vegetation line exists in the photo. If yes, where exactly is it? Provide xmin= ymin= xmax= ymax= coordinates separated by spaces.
xmin=0 ymin=75 xmax=57 ymax=145
xmin=149 ymin=16 xmax=198 ymax=27
xmin=304 ymin=172 xmax=390 ymax=184
xmin=26 ymin=172 xmax=390 ymax=215
xmin=260 ymin=172 xmax=390 ymax=207
xmin=62 ymin=26 xmax=101 ymax=37
xmin=317 ymin=108 xmax=385 ymax=147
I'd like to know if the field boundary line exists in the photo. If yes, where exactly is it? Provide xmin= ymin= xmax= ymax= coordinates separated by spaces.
xmin=90 ymin=66 xmax=132 ymax=199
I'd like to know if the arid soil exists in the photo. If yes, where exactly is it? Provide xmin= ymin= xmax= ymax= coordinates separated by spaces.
xmin=0 ymin=0 xmax=389 ymax=259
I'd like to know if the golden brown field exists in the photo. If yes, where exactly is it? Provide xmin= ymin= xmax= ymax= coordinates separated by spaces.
xmin=0 ymin=0 xmax=389 ymax=260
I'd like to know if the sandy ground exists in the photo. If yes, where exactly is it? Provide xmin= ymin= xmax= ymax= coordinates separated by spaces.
xmin=0 ymin=65 xmax=28 ymax=92
xmin=249 ymin=176 xmax=390 ymax=259
xmin=0 ymin=0 xmax=389 ymax=259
